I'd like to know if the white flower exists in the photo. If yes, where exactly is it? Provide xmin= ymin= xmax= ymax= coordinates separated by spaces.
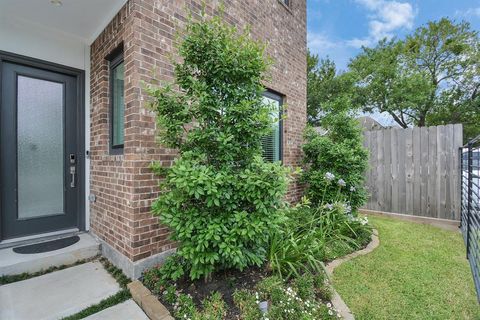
xmin=350 ymin=186 xmax=356 ymax=192
xmin=360 ymin=217 xmax=369 ymax=225
xmin=327 ymin=302 xmax=332 ymax=308
xmin=328 ymin=309 xmax=334 ymax=315
xmin=325 ymin=203 xmax=334 ymax=210
xmin=324 ymin=172 xmax=335 ymax=181
xmin=337 ymin=179 xmax=346 ymax=187
xmin=344 ymin=204 xmax=351 ymax=213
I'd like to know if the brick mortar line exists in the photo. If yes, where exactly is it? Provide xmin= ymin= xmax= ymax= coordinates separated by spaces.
xmin=325 ymin=229 xmax=380 ymax=320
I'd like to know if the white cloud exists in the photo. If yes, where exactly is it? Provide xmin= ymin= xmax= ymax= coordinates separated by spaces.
xmin=351 ymin=0 xmax=416 ymax=46
xmin=346 ymin=38 xmax=372 ymax=48
xmin=355 ymin=0 xmax=384 ymax=11
xmin=307 ymin=32 xmax=337 ymax=51
xmin=456 ymin=7 xmax=480 ymax=18
xmin=307 ymin=32 xmax=357 ymax=71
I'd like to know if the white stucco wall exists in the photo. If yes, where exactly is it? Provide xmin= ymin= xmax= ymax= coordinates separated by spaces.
xmin=0 ymin=16 xmax=87 ymax=70
xmin=0 ymin=16 xmax=91 ymax=231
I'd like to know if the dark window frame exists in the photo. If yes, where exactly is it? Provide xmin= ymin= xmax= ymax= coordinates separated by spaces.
xmin=108 ymin=50 xmax=125 ymax=155
xmin=262 ymin=90 xmax=284 ymax=163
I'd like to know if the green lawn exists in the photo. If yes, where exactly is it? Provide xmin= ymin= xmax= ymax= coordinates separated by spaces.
xmin=333 ymin=215 xmax=480 ymax=320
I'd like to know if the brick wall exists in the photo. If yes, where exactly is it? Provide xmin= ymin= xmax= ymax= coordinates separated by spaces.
xmin=90 ymin=0 xmax=306 ymax=263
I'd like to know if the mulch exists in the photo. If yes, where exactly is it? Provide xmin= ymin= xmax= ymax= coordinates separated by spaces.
xmin=159 ymin=266 xmax=270 ymax=319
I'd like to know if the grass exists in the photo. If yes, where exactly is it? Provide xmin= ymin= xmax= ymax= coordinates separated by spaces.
xmin=60 ymin=290 xmax=131 ymax=320
xmin=333 ymin=215 xmax=480 ymax=320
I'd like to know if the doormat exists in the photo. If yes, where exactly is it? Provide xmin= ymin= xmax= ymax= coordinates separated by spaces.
xmin=13 ymin=235 xmax=80 ymax=254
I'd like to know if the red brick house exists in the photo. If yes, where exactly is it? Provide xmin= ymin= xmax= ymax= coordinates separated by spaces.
xmin=0 ymin=0 xmax=306 ymax=278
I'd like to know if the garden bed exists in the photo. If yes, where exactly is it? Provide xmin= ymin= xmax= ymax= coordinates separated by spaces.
xmin=155 ymin=266 xmax=267 ymax=319
xmin=142 ymin=262 xmax=342 ymax=319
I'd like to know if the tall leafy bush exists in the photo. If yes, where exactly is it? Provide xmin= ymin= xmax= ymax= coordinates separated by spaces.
xmin=301 ymin=112 xmax=368 ymax=211
xmin=146 ymin=17 xmax=290 ymax=280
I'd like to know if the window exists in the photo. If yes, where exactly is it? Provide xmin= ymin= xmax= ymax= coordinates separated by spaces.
xmin=261 ymin=91 xmax=283 ymax=162
xmin=283 ymin=0 xmax=290 ymax=6
xmin=110 ymin=52 xmax=125 ymax=153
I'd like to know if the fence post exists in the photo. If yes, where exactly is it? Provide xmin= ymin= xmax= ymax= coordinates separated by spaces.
xmin=459 ymin=147 xmax=464 ymax=228
xmin=466 ymin=142 xmax=473 ymax=259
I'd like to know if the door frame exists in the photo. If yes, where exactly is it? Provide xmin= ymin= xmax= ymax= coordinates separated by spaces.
xmin=0 ymin=50 xmax=85 ymax=241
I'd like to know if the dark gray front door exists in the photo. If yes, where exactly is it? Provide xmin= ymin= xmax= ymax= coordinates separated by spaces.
xmin=1 ymin=60 xmax=81 ymax=240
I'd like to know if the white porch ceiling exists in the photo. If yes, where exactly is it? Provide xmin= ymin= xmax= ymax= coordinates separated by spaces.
xmin=0 ymin=0 xmax=127 ymax=43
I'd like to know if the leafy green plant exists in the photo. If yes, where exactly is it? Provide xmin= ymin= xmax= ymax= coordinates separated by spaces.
xmin=235 ymin=275 xmax=339 ymax=320
xmin=173 ymin=292 xmax=226 ymax=320
xmin=143 ymin=254 xmax=187 ymax=291
xmin=233 ymin=290 xmax=263 ymax=320
xmin=146 ymin=16 xmax=290 ymax=280
xmin=302 ymin=112 xmax=369 ymax=212
xmin=266 ymin=206 xmax=325 ymax=279
xmin=267 ymin=199 xmax=372 ymax=278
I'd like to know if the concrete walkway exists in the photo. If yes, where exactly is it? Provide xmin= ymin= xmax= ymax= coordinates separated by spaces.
xmin=0 ymin=233 xmax=100 ymax=276
xmin=0 ymin=261 xmax=147 ymax=320
xmin=84 ymin=299 xmax=149 ymax=320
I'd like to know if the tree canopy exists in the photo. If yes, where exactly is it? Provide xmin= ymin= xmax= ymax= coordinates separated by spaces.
xmin=308 ymin=18 xmax=480 ymax=141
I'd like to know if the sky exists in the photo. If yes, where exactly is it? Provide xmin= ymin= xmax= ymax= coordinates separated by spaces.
xmin=307 ymin=0 xmax=480 ymax=71
xmin=307 ymin=0 xmax=480 ymax=125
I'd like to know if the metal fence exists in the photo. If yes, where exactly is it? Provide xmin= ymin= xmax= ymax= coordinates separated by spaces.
xmin=461 ymin=135 xmax=480 ymax=302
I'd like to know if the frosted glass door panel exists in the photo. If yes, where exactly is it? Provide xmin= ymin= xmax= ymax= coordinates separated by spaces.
xmin=17 ymin=75 xmax=64 ymax=219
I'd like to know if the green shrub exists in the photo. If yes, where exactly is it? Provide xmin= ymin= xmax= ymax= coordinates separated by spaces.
xmin=235 ymin=275 xmax=339 ymax=320
xmin=233 ymin=290 xmax=263 ymax=320
xmin=173 ymin=292 xmax=226 ymax=320
xmin=266 ymin=204 xmax=325 ymax=279
xmin=143 ymin=254 xmax=187 ymax=291
xmin=174 ymin=293 xmax=197 ymax=319
xmin=301 ymin=112 xmax=369 ymax=211
xmin=292 ymin=273 xmax=315 ymax=301
xmin=267 ymin=200 xmax=372 ymax=278
xmin=147 ymin=16 xmax=290 ymax=280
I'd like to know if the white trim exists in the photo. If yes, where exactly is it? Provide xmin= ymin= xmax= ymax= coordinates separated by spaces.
xmin=87 ymin=0 xmax=128 ymax=44
xmin=84 ymin=45 xmax=91 ymax=231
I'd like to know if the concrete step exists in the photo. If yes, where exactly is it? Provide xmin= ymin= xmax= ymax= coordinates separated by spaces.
xmin=84 ymin=299 xmax=149 ymax=320
xmin=0 ymin=233 xmax=100 ymax=276
xmin=0 ymin=261 xmax=121 ymax=320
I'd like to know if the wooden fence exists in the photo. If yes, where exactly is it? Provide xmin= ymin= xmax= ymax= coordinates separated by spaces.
xmin=362 ymin=124 xmax=463 ymax=220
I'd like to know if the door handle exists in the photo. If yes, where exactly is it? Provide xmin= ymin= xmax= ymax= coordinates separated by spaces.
xmin=70 ymin=166 xmax=76 ymax=188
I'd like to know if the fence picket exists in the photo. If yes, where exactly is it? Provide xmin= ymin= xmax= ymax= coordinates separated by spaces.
xmin=363 ymin=124 xmax=463 ymax=220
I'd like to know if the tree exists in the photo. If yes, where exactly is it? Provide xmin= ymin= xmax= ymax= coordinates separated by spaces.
xmin=307 ymin=51 xmax=358 ymax=125
xmin=349 ymin=18 xmax=480 ymax=139
xmin=146 ymin=17 xmax=290 ymax=280
xmin=350 ymin=39 xmax=432 ymax=128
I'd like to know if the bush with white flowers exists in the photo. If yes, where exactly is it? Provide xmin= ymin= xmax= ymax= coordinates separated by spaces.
xmin=234 ymin=274 xmax=341 ymax=320
xmin=302 ymin=112 xmax=369 ymax=212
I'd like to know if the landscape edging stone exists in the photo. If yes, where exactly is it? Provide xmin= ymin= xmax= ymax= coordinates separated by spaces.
xmin=128 ymin=280 xmax=173 ymax=320
xmin=325 ymin=229 xmax=380 ymax=320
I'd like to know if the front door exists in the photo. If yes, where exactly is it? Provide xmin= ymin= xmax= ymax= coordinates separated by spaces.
xmin=0 ymin=57 xmax=83 ymax=240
